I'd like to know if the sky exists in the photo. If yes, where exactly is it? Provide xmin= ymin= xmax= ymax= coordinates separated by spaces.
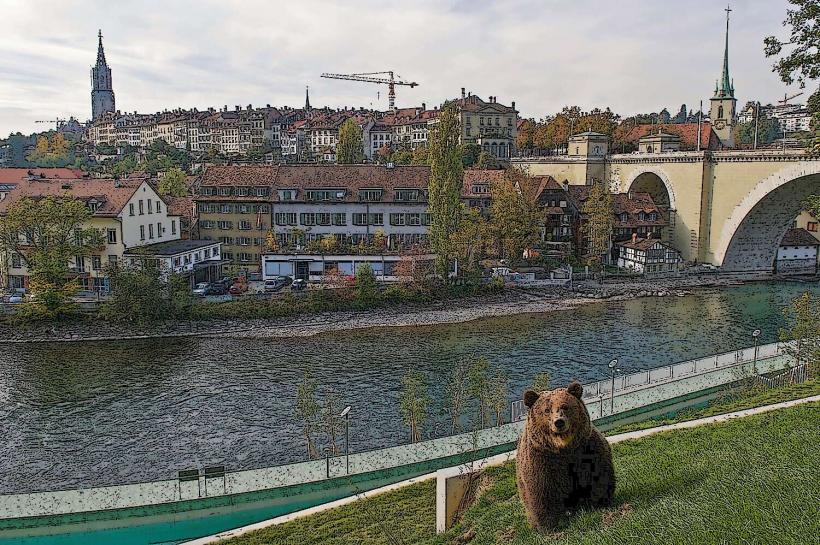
xmin=0 ymin=0 xmax=807 ymax=136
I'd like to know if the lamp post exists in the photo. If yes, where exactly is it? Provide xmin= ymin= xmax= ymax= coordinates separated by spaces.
xmin=608 ymin=358 xmax=619 ymax=415
xmin=752 ymin=329 xmax=761 ymax=375
xmin=340 ymin=405 xmax=351 ymax=474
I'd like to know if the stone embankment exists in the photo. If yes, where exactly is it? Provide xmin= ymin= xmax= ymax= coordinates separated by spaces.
xmin=0 ymin=275 xmax=749 ymax=344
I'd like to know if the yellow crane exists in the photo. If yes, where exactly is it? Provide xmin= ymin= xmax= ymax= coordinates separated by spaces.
xmin=320 ymin=71 xmax=418 ymax=111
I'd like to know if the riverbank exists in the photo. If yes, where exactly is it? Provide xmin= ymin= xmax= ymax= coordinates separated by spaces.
xmin=0 ymin=275 xmax=785 ymax=343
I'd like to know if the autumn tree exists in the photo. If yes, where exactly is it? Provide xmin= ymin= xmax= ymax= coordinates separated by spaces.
xmin=530 ymin=372 xmax=552 ymax=392
xmin=158 ymin=167 xmax=188 ymax=197
xmin=411 ymin=145 xmax=429 ymax=165
xmin=295 ymin=371 xmax=322 ymax=459
xmin=582 ymin=180 xmax=615 ymax=265
xmin=390 ymin=149 xmax=414 ymax=165
xmin=516 ymin=119 xmax=537 ymax=155
xmin=451 ymin=205 xmax=492 ymax=272
xmin=399 ymin=369 xmax=430 ymax=443
xmin=490 ymin=169 xmax=545 ymax=261
xmin=336 ymin=118 xmax=365 ymax=164
xmin=427 ymin=103 xmax=464 ymax=277
xmin=0 ymin=196 xmax=103 ymax=318
xmin=476 ymin=151 xmax=500 ymax=170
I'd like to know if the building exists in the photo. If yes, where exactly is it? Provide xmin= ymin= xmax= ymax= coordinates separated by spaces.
xmin=616 ymin=236 xmax=683 ymax=273
xmin=123 ymin=239 xmax=224 ymax=286
xmin=454 ymin=90 xmax=518 ymax=158
xmin=709 ymin=8 xmax=737 ymax=147
xmin=793 ymin=210 xmax=819 ymax=242
xmin=614 ymin=122 xmax=721 ymax=152
xmin=778 ymin=109 xmax=812 ymax=133
xmin=638 ymin=132 xmax=682 ymax=154
xmin=532 ymin=177 xmax=581 ymax=247
xmin=194 ymin=165 xmax=435 ymax=275
xmin=775 ymin=228 xmax=818 ymax=275
xmin=91 ymin=30 xmax=115 ymax=121
xmin=0 ymin=177 xmax=186 ymax=291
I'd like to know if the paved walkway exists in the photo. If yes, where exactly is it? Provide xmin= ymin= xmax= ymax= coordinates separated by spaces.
xmin=182 ymin=393 xmax=820 ymax=545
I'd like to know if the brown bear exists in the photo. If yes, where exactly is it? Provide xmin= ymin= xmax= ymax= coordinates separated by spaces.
xmin=516 ymin=381 xmax=615 ymax=531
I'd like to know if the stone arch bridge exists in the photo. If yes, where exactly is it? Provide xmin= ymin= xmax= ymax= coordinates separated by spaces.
xmin=513 ymin=150 xmax=820 ymax=272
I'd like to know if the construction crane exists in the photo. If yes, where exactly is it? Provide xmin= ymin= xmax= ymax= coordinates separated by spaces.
xmin=777 ymin=92 xmax=803 ymax=106
xmin=320 ymin=71 xmax=418 ymax=111
xmin=34 ymin=118 xmax=66 ymax=130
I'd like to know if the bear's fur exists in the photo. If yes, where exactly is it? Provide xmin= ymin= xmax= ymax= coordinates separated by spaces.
xmin=516 ymin=381 xmax=615 ymax=531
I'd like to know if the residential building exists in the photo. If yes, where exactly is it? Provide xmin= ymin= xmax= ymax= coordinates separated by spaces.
xmin=775 ymin=228 xmax=818 ymax=275
xmin=616 ymin=236 xmax=683 ymax=273
xmin=454 ymin=89 xmax=518 ymax=158
xmin=123 ymin=239 xmax=223 ymax=285
xmin=0 ymin=177 xmax=185 ymax=291
xmin=793 ymin=210 xmax=820 ymax=242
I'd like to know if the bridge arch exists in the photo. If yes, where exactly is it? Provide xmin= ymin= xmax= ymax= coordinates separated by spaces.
xmin=717 ymin=162 xmax=820 ymax=272
xmin=624 ymin=167 xmax=677 ymax=210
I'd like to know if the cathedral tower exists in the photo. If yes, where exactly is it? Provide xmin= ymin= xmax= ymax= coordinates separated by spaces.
xmin=709 ymin=6 xmax=736 ymax=147
xmin=91 ymin=30 xmax=115 ymax=121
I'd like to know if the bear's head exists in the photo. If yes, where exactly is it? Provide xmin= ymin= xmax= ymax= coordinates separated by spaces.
xmin=522 ymin=381 xmax=591 ymax=453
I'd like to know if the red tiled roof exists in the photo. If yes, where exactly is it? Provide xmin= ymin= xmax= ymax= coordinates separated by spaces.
xmin=273 ymin=165 xmax=430 ymax=201
xmin=567 ymin=186 xmax=666 ymax=228
xmin=0 ymin=168 xmax=86 ymax=183
xmin=462 ymin=169 xmax=506 ymax=196
xmin=616 ymin=123 xmax=722 ymax=150
xmin=780 ymin=228 xmax=820 ymax=247
xmin=0 ymin=178 xmax=143 ymax=217
xmin=617 ymin=237 xmax=675 ymax=251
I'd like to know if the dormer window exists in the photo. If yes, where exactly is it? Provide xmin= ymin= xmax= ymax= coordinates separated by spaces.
xmin=279 ymin=189 xmax=296 ymax=201
xmin=87 ymin=200 xmax=99 ymax=213
xmin=471 ymin=183 xmax=489 ymax=194
xmin=620 ymin=213 xmax=629 ymax=222
xmin=359 ymin=189 xmax=383 ymax=202
xmin=395 ymin=189 xmax=420 ymax=202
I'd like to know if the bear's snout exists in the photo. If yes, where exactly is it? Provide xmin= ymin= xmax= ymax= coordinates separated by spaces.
xmin=554 ymin=417 xmax=567 ymax=430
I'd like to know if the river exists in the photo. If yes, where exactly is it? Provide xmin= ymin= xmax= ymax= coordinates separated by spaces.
xmin=0 ymin=282 xmax=816 ymax=494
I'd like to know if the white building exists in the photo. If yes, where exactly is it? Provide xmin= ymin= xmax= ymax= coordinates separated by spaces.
xmin=616 ymin=236 xmax=683 ymax=274
xmin=776 ymin=228 xmax=819 ymax=275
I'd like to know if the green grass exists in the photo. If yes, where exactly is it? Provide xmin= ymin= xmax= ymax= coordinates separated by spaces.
xmin=223 ymin=383 xmax=820 ymax=545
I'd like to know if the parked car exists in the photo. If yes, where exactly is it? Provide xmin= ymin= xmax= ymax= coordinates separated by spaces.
xmin=264 ymin=276 xmax=292 ymax=292
xmin=207 ymin=283 xmax=227 ymax=296
xmin=192 ymin=282 xmax=211 ymax=296
xmin=5 ymin=293 xmax=23 ymax=304
xmin=229 ymin=281 xmax=249 ymax=295
xmin=290 ymin=279 xmax=307 ymax=291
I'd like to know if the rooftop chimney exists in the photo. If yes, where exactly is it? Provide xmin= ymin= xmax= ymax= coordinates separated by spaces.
xmin=461 ymin=87 xmax=466 ymax=99
xmin=422 ymin=102 xmax=426 ymax=110
xmin=511 ymin=101 xmax=516 ymax=111
xmin=631 ymin=233 xmax=638 ymax=243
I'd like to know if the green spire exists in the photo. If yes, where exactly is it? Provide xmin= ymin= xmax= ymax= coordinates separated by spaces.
xmin=715 ymin=5 xmax=734 ymax=99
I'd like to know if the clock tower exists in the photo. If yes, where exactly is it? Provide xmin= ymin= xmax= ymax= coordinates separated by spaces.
xmin=709 ymin=6 xmax=736 ymax=147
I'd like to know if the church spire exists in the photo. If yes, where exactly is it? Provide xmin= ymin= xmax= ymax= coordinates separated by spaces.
xmin=305 ymin=85 xmax=311 ymax=110
xmin=715 ymin=5 xmax=734 ymax=99
xmin=96 ymin=29 xmax=107 ymax=66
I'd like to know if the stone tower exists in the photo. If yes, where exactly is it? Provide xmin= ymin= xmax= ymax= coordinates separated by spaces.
xmin=91 ymin=30 xmax=115 ymax=121
xmin=709 ymin=6 xmax=736 ymax=147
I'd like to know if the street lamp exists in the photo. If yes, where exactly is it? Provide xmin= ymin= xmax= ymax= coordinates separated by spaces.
xmin=608 ymin=358 xmax=619 ymax=415
xmin=340 ymin=405 xmax=351 ymax=474
xmin=752 ymin=329 xmax=762 ymax=375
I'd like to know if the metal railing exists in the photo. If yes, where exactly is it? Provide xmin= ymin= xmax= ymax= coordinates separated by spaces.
xmin=510 ymin=341 xmax=787 ymax=422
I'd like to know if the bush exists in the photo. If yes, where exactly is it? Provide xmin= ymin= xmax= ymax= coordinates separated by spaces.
xmin=354 ymin=264 xmax=380 ymax=308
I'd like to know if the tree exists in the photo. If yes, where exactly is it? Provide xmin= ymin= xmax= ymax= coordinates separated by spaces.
xmin=390 ymin=149 xmax=413 ymax=165
xmin=487 ymin=369 xmax=510 ymax=426
xmin=158 ymin=167 xmax=188 ymax=197
xmin=516 ymin=119 xmax=537 ymax=155
xmin=0 ymin=196 xmax=103 ymax=318
xmin=779 ymin=292 xmax=820 ymax=378
xmin=803 ymin=194 xmax=820 ymax=218
xmin=582 ymin=180 xmax=614 ymax=264
xmin=427 ymin=103 xmax=464 ymax=278
xmin=336 ymin=119 xmax=365 ymax=164
xmin=476 ymin=151 xmax=500 ymax=170
xmin=322 ymin=388 xmax=343 ymax=456
xmin=733 ymin=117 xmax=782 ymax=146
xmin=399 ymin=370 xmax=430 ymax=442
xmin=530 ymin=372 xmax=552 ymax=392
xmin=354 ymin=263 xmax=379 ymax=305
xmin=490 ymin=169 xmax=545 ymax=261
xmin=411 ymin=145 xmax=429 ymax=165
xmin=444 ymin=360 xmax=471 ymax=434
xmin=295 ymin=371 xmax=322 ymax=459
xmin=452 ymin=205 xmax=492 ymax=272
xmin=764 ymin=0 xmax=820 ymax=88
xmin=460 ymin=143 xmax=482 ymax=167
xmin=468 ymin=357 xmax=491 ymax=428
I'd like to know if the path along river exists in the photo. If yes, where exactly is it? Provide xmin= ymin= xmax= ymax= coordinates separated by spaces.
xmin=0 ymin=282 xmax=817 ymax=494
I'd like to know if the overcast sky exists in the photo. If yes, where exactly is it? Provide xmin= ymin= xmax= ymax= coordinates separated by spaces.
xmin=0 ymin=0 xmax=806 ymax=136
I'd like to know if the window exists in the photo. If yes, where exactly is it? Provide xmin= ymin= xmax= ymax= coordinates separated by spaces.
xmin=218 ymin=187 xmax=232 ymax=196
xmin=239 ymin=220 xmax=252 ymax=230
xmin=258 ymin=204 xmax=271 ymax=213
xmin=140 ymin=225 xmax=145 ymax=240
xmin=220 ymin=204 xmax=233 ymax=213
xmin=107 ymin=229 xmax=117 ymax=244
xmin=11 ymin=253 xmax=21 ymax=268
xmin=156 ymin=201 xmax=161 ymax=213
xmin=148 ymin=200 xmax=153 ymax=214
xmin=138 ymin=200 xmax=144 ymax=215
xmin=108 ymin=255 xmax=118 ymax=265
xmin=171 ymin=220 xmax=177 ymax=235
xmin=256 ymin=187 xmax=270 ymax=197
xmin=275 ymin=213 xmax=297 ymax=226
xmin=157 ymin=222 xmax=163 ymax=237
xmin=332 ymin=213 xmax=346 ymax=226
xmin=390 ymin=213 xmax=405 ymax=226
xmin=306 ymin=189 xmax=345 ymax=201
xmin=218 ymin=220 xmax=233 ymax=230
xmin=92 ymin=255 xmax=102 ymax=270
xmin=421 ymin=213 xmax=432 ymax=226
xmin=219 ymin=236 xmax=234 ymax=244
xmin=808 ymin=222 xmax=818 ymax=232
xmin=395 ymin=189 xmax=420 ymax=202
xmin=407 ymin=213 xmax=421 ymax=226
xmin=129 ymin=203 xmax=135 ymax=216
xmin=359 ymin=189 xmax=383 ymax=202
xmin=237 ymin=187 xmax=249 ymax=197
xmin=239 ymin=205 xmax=250 ymax=214
xmin=369 ymin=213 xmax=383 ymax=226
xmin=352 ymin=213 xmax=367 ymax=226
xmin=148 ymin=224 xmax=154 ymax=239
xmin=238 ymin=237 xmax=251 ymax=246
xmin=300 ymin=213 xmax=316 ymax=226
xmin=317 ymin=213 xmax=331 ymax=226
xmin=471 ymin=184 xmax=489 ymax=194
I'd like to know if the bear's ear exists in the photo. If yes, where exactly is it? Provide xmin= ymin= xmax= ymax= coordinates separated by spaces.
xmin=567 ymin=381 xmax=583 ymax=399
xmin=523 ymin=389 xmax=540 ymax=408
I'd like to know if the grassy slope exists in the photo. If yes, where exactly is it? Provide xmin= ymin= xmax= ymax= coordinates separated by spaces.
xmin=224 ymin=382 xmax=820 ymax=545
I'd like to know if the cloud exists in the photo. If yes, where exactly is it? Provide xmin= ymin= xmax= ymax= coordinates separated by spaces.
xmin=0 ymin=0 xmax=803 ymax=136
